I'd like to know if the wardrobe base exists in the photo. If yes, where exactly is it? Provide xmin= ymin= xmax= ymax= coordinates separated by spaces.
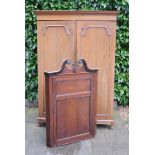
xmin=37 ymin=117 xmax=114 ymax=128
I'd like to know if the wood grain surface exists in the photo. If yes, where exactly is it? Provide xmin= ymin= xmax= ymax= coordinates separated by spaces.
xmin=35 ymin=11 xmax=117 ymax=126
xmin=45 ymin=59 xmax=98 ymax=147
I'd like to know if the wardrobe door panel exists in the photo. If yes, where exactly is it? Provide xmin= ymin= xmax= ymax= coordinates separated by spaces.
xmin=38 ymin=21 xmax=76 ymax=117
xmin=77 ymin=21 xmax=116 ymax=123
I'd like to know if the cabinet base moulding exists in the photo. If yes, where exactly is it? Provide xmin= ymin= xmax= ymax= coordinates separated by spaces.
xmin=97 ymin=119 xmax=114 ymax=128
xmin=37 ymin=117 xmax=114 ymax=127
xmin=37 ymin=117 xmax=46 ymax=127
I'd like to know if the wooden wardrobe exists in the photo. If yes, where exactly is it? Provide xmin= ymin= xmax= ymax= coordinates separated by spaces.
xmin=34 ymin=11 xmax=117 ymax=126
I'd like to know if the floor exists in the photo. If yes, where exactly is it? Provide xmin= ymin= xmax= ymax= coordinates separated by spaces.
xmin=25 ymin=108 xmax=129 ymax=155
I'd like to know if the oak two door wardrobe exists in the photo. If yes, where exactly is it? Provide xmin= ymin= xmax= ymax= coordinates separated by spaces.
xmin=34 ymin=11 xmax=117 ymax=127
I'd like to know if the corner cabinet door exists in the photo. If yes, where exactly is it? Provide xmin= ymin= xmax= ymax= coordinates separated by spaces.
xmin=37 ymin=21 xmax=76 ymax=117
xmin=77 ymin=21 xmax=116 ymax=123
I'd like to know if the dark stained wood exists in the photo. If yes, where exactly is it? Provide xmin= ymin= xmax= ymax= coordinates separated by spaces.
xmin=45 ymin=59 xmax=98 ymax=147
xmin=44 ymin=59 xmax=98 ymax=77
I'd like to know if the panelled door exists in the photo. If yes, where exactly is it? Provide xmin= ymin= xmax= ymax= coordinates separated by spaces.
xmin=53 ymin=74 xmax=94 ymax=146
xmin=77 ymin=21 xmax=116 ymax=123
xmin=37 ymin=21 xmax=76 ymax=117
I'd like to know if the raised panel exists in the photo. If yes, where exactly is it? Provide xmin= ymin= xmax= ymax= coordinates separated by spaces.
xmin=56 ymin=79 xmax=91 ymax=95
xmin=56 ymin=97 xmax=90 ymax=140
xmin=77 ymin=21 xmax=116 ymax=121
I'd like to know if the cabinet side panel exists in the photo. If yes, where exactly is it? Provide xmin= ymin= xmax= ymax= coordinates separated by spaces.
xmin=108 ymin=22 xmax=117 ymax=118
xmin=37 ymin=21 xmax=44 ymax=117
xmin=45 ymin=77 xmax=54 ymax=146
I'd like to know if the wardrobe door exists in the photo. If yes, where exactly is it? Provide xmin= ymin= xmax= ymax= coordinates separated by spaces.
xmin=77 ymin=21 xmax=116 ymax=124
xmin=37 ymin=21 xmax=76 ymax=118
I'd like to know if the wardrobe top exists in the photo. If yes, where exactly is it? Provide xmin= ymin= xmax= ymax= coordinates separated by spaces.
xmin=34 ymin=10 xmax=118 ymax=15
xmin=34 ymin=11 xmax=118 ymax=21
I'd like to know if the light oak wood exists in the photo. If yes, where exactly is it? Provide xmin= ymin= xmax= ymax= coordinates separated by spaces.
xmin=34 ymin=11 xmax=117 ymax=126
xmin=77 ymin=20 xmax=116 ymax=124
xmin=34 ymin=11 xmax=117 ymax=21
xmin=37 ymin=20 xmax=76 ymax=120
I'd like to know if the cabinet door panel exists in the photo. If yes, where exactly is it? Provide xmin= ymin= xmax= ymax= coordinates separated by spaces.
xmin=56 ymin=97 xmax=90 ymax=140
xmin=38 ymin=21 xmax=76 ymax=116
xmin=43 ymin=21 xmax=75 ymax=71
xmin=77 ymin=21 xmax=116 ymax=121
